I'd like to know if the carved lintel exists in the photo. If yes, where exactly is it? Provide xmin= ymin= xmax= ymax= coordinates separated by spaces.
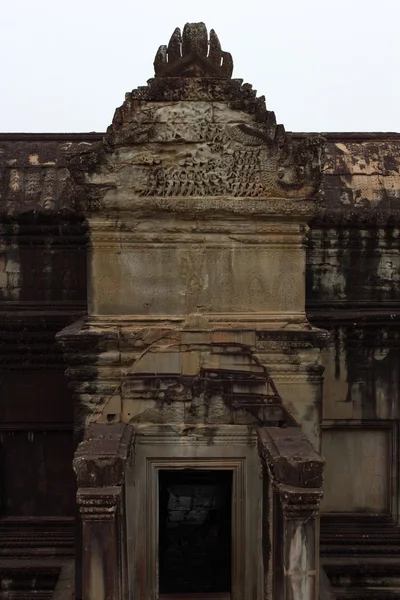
xmin=77 ymin=486 xmax=121 ymax=520
xmin=277 ymin=483 xmax=322 ymax=521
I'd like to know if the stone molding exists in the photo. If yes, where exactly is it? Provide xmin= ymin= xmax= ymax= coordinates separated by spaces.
xmin=88 ymin=216 xmax=307 ymax=233
xmin=84 ymin=197 xmax=321 ymax=217
xmin=89 ymin=234 xmax=309 ymax=249
xmin=278 ymin=483 xmax=323 ymax=520
xmin=135 ymin=423 xmax=259 ymax=446
xmin=77 ymin=486 xmax=120 ymax=520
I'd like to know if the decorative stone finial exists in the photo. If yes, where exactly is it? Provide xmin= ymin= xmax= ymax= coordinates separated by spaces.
xmin=154 ymin=22 xmax=233 ymax=78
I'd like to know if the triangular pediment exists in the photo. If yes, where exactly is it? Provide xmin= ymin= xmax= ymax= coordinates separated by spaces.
xmin=67 ymin=23 xmax=324 ymax=211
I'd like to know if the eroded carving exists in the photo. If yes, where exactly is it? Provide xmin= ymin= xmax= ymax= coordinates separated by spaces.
xmin=138 ymin=127 xmax=323 ymax=199
xmin=154 ymin=23 xmax=233 ymax=79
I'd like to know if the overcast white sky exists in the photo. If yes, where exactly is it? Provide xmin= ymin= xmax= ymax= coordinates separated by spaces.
xmin=1 ymin=0 xmax=399 ymax=133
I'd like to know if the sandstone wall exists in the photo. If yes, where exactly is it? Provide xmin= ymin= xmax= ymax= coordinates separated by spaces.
xmin=307 ymin=134 xmax=400 ymax=518
xmin=0 ymin=132 xmax=399 ymax=519
xmin=0 ymin=135 xmax=91 ymax=517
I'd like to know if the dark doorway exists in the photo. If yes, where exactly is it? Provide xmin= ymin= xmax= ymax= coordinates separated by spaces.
xmin=159 ymin=469 xmax=232 ymax=595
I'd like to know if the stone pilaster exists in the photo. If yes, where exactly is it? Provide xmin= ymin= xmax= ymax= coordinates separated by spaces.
xmin=73 ymin=423 xmax=134 ymax=600
xmin=278 ymin=485 xmax=322 ymax=600
xmin=258 ymin=426 xmax=324 ymax=600
xmin=78 ymin=487 xmax=121 ymax=600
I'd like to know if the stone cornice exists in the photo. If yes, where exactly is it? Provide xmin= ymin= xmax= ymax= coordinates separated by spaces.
xmin=307 ymin=305 xmax=400 ymax=325
xmin=1 ymin=132 xmax=399 ymax=143
xmin=0 ymin=303 xmax=86 ymax=318
xmin=59 ymin=313 xmax=314 ymax=330
xmin=83 ymin=196 xmax=320 ymax=218
xmin=57 ymin=319 xmax=327 ymax=378
xmin=311 ymin=208 xmax=400 ymax=227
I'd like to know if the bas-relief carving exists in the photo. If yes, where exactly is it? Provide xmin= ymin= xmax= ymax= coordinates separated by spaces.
xmin=77 ymin=24 xmax=324 ymax=206
xmin=329 ymin=141 xmax=400 ymax=208
xmin=91 ymin=106 xmax=323 ymax=200
xmin=2 ymin=136 xmax=400 ymax=216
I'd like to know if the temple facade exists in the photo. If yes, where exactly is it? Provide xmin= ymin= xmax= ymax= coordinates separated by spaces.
xmin=1 ymin=23 xmax=400 ymax=600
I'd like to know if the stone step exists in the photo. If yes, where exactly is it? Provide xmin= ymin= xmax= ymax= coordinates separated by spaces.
xmin=323 ymin=556 xmax=400 ymax=582
xmin=333 ymin=588 xmax=400 ymax=600
xmin=321 ymin=518 xmax=400 ymax=554
xmin=0 ymin=519 xmax=74 ymax=559
xmin=0 ymin=561 xmax=60 ymax=600
xmin=321 ymin=519 xmax=400 ymax=599
xmin=0 ymin=590 xmax=55 ymax=597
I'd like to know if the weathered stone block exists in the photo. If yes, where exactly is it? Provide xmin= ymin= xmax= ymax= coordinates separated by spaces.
xmin=258 ymin=426 xmax=324 ymax=488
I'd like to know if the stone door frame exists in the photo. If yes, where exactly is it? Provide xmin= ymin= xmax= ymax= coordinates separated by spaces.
xmin=147 ymin=457 xmax=245 ymax=600
xmin=126 ymin=425 xmax=263 ymax=600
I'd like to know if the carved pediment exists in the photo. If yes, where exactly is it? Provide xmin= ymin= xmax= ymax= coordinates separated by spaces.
xmin=154 ymin=23 xmax=233 ymax=79
xmin=67 ymin=23 xmax=324 ymax=208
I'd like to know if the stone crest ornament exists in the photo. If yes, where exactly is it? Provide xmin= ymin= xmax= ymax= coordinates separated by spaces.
xmin=154 ymin=23 xmax=234 ymax=78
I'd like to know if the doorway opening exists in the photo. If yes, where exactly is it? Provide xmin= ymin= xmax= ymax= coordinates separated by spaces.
xmin=159 ymin=469 xmax=232 ymax=596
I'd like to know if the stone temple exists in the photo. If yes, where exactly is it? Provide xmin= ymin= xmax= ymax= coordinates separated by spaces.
xmin=1 ymin=22 xmax=400 ymax=600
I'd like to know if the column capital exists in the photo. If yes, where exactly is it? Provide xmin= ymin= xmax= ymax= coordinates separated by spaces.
xmin=277 ymin=483 xmax=323 ymax=520
xmin=257 ymin=426 xmax=324 ymax=488
xmin=77 ymin=486 xmax=121 ymax=520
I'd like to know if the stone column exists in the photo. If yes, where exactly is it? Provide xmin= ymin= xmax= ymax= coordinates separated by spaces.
xmin=73 ymin=423 xmax=133 ymax=600
xmin=257 ymin=426 xmax=324 ymax=600
xmin=278 ymin=484 xmax=322 ymax=600
xmin=78 ymin=487 xmax=121 ymax=600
